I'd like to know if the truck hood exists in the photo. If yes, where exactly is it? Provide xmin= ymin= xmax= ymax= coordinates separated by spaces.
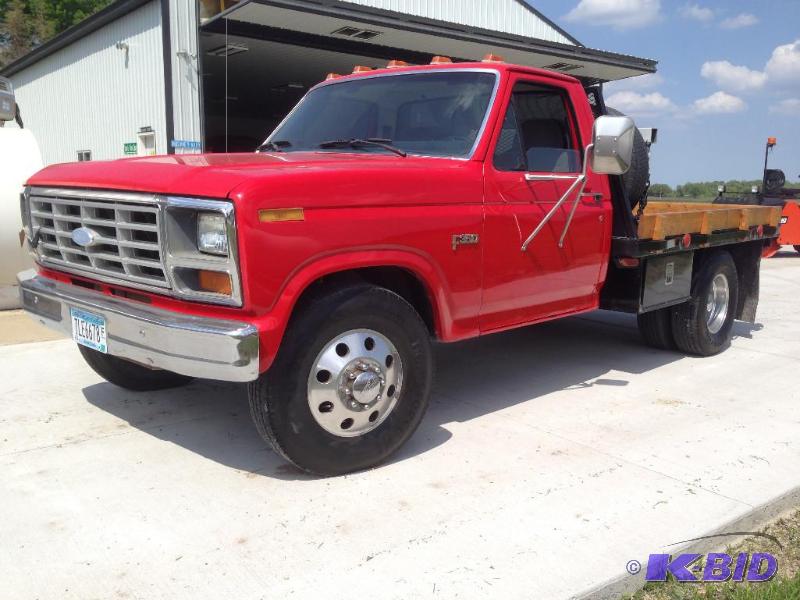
xmin=27 ymin=152 xmax=456 ymax=200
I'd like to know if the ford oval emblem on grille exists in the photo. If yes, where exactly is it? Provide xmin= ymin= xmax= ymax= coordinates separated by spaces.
xmin=71 ymin=227 xmax=99 ymax=248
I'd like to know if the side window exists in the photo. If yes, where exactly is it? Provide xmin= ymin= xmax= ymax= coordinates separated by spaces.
xmin=493 ymin=101 xmax=526 ymax=171
xmin=494 ymin=82 xmax=581 ymax=174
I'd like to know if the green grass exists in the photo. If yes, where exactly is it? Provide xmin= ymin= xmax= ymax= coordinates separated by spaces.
xmin=627 ymin=511 xmax=800 ymax=600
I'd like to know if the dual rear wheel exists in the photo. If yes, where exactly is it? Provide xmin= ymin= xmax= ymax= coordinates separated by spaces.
xmin=638 ymin=251 xmax=739 ymax=356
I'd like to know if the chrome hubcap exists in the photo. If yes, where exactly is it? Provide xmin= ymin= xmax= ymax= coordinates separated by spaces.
xmin=307 ymin=329 xmax=403 ymax=437
xmin=706 ymin=273 xmax=730 ymax=335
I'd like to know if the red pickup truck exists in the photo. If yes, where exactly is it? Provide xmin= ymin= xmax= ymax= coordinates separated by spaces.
xmin=18 ymin=59 xmax=780 ymax=475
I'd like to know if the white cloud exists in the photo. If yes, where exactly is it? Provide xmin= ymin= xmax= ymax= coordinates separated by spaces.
xmin=770 ymin=99 xmax=800 ymax=116
xmin=692 ymin=92 xmax=747 ymax=114
xmin=700 ymin=60 xmax=767 ymax=92
xmin=765 ymin=40 xmax=800 ymax=89
xmin=564 ymin=0 xmax=661 ymax=30
xmin=605 ymin=91 xmax=678 ymax=117
xmin=604 ymin=73 xmax=665 ymax=94
xmin=720 ymin=13 xmax=759 ymax=29
xmin=680 ymin=3 xmax=714 ymax=22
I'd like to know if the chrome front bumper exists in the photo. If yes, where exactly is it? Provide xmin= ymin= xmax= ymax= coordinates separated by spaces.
xmin=17 ymin=270 xmax=259 ymax=382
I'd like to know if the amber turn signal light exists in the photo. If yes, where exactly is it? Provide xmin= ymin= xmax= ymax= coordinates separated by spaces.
xmin=387 ymin=60 xmax=409 ymax=68
xmin=259 ymin=208 xmax=305 ymax=223
xmin=198 ymin=270 xmax=232 ymax=296
xmin=430 ymin=56 xmax=452 ymax=64
xmin=482 ymin=53 xmax=505 ymax=63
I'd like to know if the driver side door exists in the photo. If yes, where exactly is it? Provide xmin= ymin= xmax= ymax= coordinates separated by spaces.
xmin=479 ymin=75 xmax=611 ymax=332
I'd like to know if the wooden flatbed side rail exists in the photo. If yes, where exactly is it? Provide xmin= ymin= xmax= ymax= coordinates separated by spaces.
xmin=637 ymin=202 xmax=782 ymax=241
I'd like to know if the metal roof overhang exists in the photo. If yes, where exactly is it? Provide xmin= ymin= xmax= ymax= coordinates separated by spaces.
xmin=202 ymin=0 xmax=657 ymax=84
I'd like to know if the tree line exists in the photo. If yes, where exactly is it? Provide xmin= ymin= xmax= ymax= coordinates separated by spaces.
xmin=0 ymin=0 xmax=112 ymax=68
xmin=649 ymin=180 xmax=799 ymax=200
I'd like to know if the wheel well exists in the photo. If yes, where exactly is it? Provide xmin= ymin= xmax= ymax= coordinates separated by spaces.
xmin=294 ymin=267 xmax=438 ymax=337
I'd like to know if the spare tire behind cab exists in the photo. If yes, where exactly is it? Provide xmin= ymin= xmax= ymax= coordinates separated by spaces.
xmin=605 ymin=107 xmax=650 ymax=210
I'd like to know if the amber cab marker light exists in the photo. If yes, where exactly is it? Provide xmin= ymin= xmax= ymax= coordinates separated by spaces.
xmin=326 ymin=73 xmax=342 ymax=80
xmin=352 ymin=65 xmax=373 ymax=73
xmin=387 ymin=60 xmax=409 ymax=69
xmin=259 ymin=208 xmax=305 ymax=223
xmin=482 ymin=53 xmax=505 ymax=63
xmin=430 ymin=56 xmax=453 ymax=65
xmin=198 ymin=270 xmax=232 ymax=296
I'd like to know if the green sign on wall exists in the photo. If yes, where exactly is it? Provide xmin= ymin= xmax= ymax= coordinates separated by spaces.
xmin=124 ymin=143 xmax=138 ymax=155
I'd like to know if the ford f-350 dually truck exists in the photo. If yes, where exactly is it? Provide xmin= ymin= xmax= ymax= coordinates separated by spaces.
xmin=18 ymin=58 xmax=782 ymax=475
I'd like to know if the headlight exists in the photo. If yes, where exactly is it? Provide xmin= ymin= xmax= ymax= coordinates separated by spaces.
xmin=164 ymin=197 xmax=241 ymax=307
xmin=197 ymin=212 xmax=229 ymax=256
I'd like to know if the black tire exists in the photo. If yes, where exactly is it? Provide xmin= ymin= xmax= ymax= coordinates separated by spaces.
xmin=78 ymin=345 xmax=193 ymax=391
xmin=248 ymin=286 xmax=433 ymax=476
xmin=794 ymin=245 xmax=800 ymax=254
xmin=671 ymin=252 xmax=739 ymax=356
xmin=606 ymin=107 xmax=650 ymax=209
xmin=637 ymin=308 xmax=675 ymax=350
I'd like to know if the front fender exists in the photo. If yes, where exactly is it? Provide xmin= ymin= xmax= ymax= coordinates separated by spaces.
xmin=251 ymin=249 xmax=467 ymax=373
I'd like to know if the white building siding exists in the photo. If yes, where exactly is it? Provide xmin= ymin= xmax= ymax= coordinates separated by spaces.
xmin=10 ymin=1 xmax=166 ymax=166
xmin=340 ymin=0 xmax=576 ymax=45
xmin=169 ymin=0 xmax=203 ymax=152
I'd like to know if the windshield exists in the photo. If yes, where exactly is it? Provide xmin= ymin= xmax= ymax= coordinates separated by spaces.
xmin=267 ymin=71 xmax=498 ymax=158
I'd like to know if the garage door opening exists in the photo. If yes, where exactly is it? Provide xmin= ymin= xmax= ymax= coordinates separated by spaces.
xmin=200 ymin=32 xmax=425 ymax=153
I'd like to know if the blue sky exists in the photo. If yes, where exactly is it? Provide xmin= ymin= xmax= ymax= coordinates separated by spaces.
xmin=530 ymin=0 xmax=800 ymax=186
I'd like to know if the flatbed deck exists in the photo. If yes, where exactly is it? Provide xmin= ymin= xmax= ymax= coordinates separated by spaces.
xmin=612 ymin=201 xmax=782 ymax=258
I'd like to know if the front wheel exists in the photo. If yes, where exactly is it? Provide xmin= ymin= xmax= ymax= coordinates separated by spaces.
xmin=248 ymin=286 xmax=433 ymax=476
xmin=794 ymin=245 xmax=800 ymax=254
xmin=671 ymin=252 xmax=739 ymax=356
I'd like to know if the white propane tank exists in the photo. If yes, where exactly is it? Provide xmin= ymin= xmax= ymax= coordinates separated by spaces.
xmin=0 ymin=126 xmax=43 ymax=308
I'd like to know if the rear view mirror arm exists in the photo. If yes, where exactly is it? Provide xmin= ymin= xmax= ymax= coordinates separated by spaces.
xmin=521 ymin=144 xmax=594 ymax=252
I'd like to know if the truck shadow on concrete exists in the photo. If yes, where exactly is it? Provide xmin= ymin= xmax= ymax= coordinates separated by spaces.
xmin=82 ymin=310 xmax=761 ymax=478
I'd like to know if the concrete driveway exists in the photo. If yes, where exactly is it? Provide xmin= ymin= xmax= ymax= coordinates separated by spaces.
xmin=2 ymin=252 xmax=799 ymax=600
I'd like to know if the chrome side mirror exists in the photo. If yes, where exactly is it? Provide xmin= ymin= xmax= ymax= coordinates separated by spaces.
xmin=591 ymin=115 xmax=636 ymax=175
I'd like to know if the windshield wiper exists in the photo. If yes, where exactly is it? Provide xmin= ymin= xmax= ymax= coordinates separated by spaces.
xmin=257 ymin=140 xmax=292 ymax=153
xmin=318 ymin=138 xmax=407 ymax=157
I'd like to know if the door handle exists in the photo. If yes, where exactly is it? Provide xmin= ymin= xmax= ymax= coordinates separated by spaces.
xmin=525 ymin=173 xmax=581 ymax=182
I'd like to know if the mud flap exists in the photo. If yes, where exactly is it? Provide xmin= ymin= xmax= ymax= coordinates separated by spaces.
xmin=730 ymin=243 xmax=762 ymax=323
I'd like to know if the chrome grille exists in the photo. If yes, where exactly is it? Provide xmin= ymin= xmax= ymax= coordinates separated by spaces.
xmin=28 ymin=189 xmax=170 ymax=289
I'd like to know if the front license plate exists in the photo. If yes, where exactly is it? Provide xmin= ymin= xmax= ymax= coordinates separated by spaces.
xmin=70 ymin=308 xmax=107 ymax=353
